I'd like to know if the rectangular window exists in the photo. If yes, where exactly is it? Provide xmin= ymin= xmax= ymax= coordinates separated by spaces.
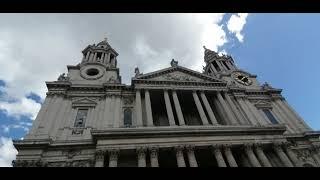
xmin=74 ymin=109 xmax=88 ymax=128
xmin=123 ymin=108 xmax=132 ymax=127
xmin=263 ymin=109 xmax=278 ymax=124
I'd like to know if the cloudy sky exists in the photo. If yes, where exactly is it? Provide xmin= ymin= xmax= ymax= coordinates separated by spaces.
xmin=0 ymin=13 xmax=320 ymax=167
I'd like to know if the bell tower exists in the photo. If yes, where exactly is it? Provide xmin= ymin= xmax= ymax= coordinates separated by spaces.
xmin=67 ymin=38 xmax=122 ymax=85
xmin=203 ymin=46 xmax=237 ymax=77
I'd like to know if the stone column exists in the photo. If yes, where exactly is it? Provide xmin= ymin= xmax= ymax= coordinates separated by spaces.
xmin=244 ymin=99 xmax=267 ymax=126
xmin=212 ymin=145 xmax=227 ymax=167
xmin=237 ymin=97 xmax=256 ymax=125
xmin=272 ymin=101 xmax=297 ymax=132
xmin=224 ymin=94 xmax=246 ymax=125
xmin=244 ymin=143 xmax=262 ymax=167
xmin=273 ymin=143 xmax=294 ymax=167
xmin=108 ymin=149 xmax=119 ymax=167
xmin=311 ymin=145 xmax=320 ymax=165
xmin=149 ymin=147 xmax=159 ymax=167
xmin=93 ymin=52 xmax=97 ymax=62
xmin=85 ymin=51 xmax=90 ymax=61
xmin=164 ymin=90 xmax=176 ymax=126
xmin=175 ymin=146 xmax=186 ymax=167
xmin=217 ymin=91 xmax=238 ymax=125
xmin=200 ymin=91 xmax=219 ymax=125
xmin=135 ymin=90 xmax=143 ymax=127
xmin=137 ymin=147 xmax=147 ymax=167
xmin=227 ymin=61 xmax=235 ymax=70
xmin=283 ymin=142 xmax=301 ymax=167
xmin=210 ymin=64 xmax=218 ymax=74
xmin=145 ymin=90 xmax=154 ymax=127
xmin=94 ymin=150 xmax=105 ymax=167
xmin=100 ymin=53 xmax=104 ymax=62
xmin=172 ymin=90 xmax=186 ymax=126
xmin=270 ymin=102 xmax=294 ymax=133
xmin=89 ymin=52 xmax=94 ymax=62
xmin=192 ymin=91 xmax=209 ymax=125
xmin=253 ymin=144 xmax=272 ymax=167
xmin=223 ymin=144 xmax=238 ymax=167
xmin=186 ymin=146 xmax=198 ymax=167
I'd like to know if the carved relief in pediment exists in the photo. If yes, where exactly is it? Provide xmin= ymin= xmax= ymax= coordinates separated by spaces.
xmin=151 ymin=71 xmax=207 ymax=82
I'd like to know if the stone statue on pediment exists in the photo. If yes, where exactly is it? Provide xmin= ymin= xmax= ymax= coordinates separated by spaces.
xmin=170 ymin=59 xmax=178 ymax=67
xmin=57 ymin=73 xmax=69 ymax=81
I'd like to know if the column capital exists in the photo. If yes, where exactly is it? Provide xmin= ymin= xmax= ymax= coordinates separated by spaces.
xmin=136 ymin=146 xmax=147 ymax=154
xmin=95 ymin=149 xmax=106 ymax=160
xmin=243 ymin=143 xmax=254 ymax=150
xmin=149 ymin=147 xmax=159 ymax=159
xmin=174 ymin=145 xmax=186 ymax=151
xmin=211 ymin=144 xmax=223 ymax=153
xmin=222 ymin=143 xmax=233 ymax=150
xmin=108 ymin=149 xmax=120 ymax=161
xmin=186 ymin=145 xmax=196 ymax=152
xmin=272 ymin=142 xmax=284 ymax=151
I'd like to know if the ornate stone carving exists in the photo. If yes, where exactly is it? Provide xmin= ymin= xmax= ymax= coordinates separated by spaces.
xmin=163 ymin=73 xmax=198 ymax=82
xmin=13 ymin=160 xmax=47 ymax=167
xmin=123 ymin=96 xmax=134 ymax=105
xmin=107 ymin=76 xmax=119 ymax=83
xmin=95 ymin=149 xmax=106 ymax=160
xmin=261 ymin=82 xmax=273 ymax=90
xmin=149 ymin=147 xmax=159 ymax=159
xmin=108 ymin=149 xmax=120 ymax=161
xmin=57 ymin=73 xmax=70 ymax=81
xmin=296 ymin=149 xmax=313 ymax=162
xmin=72 ymin=128 xmax=84 ymax=135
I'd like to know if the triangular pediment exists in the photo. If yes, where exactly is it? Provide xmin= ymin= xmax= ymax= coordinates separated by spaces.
xmin=134 ymin=66 xmax=224 ymax=83
xmin=72 ymin=97 xmax=97 ymax=108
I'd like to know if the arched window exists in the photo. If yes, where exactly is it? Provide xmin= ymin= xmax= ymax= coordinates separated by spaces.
xmin=124 ymin=108 xmax=132 ymax=127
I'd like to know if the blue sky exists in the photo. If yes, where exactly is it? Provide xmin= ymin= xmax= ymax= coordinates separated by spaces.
xmin=0 ymin=13 xmax=319 ymax=166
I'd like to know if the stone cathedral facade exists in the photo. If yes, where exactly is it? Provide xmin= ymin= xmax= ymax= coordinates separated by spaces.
xmin=13 ymin=38 xmax=320 ymax=167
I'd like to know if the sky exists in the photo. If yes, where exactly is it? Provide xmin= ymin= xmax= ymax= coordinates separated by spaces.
xmin=0 ymin=13 xmax=320 ymax=167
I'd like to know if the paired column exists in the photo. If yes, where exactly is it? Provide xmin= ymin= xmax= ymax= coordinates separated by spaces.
xmin=237 ymin=97 xmax=257 ymax=125
xmin=137 ymin=147 xmax=147 ymax=167
xmin=145 ymin=90 xmax=154 ymax=126
xmin=253 ymin=144 xmax=272 ymax=167
xmin=135 ymin=90 xmax=143 ymax=127
xmin=149 ymin=147 xmax=159 ymax=167
xmin=244 ymin=99 xmax=267 ymax=126
xmin=283 ymin=142 xmax=301 ymax=167
xmin=192 ymin=91 xmax=210 ymax=125
xmin=94 ymin=150 xmax=105 ymax=167
xmin=273 ymin=143 xmax=294 ymax=167
xmin=244 ymin=143 xmax=262 ymax=167
xmin=186 ymin=146 xmax=198 ymax=167
xmin=216 ymin=91 xmax=238 ymax=125
xmin=175 ymin=146 xmax=186 ymax=167
xmin=223 ymin=144 xmax=238 ymax=167
xmin=172 ymin=90 xmax=186 ymax=126
xmin=212 ymin=145 xmax=227 ymax=167
xmin=164 ymin=90 xmax=176 ymax=126
xmin=224 ymin=94 xmax=247 ymax=125
xmin=200 ymin=91 xmax=219 ymax=125
xmin=108 ymin=149 xmax=119 ymax=167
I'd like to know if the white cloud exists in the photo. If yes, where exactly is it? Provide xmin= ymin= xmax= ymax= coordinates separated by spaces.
xmin=227 ymin=13 xmax=249 ymax=42
xmin=0 ymin=97 xmax=41 ymax=120
xmin=0 ymin=137 xmax=18 ymax=167
xmin=0 ymin=13 xmax=250 ymax=120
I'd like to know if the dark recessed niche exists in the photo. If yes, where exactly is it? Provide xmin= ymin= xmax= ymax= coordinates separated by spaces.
xmin=86 ymin=68 xmax=99 ymax=76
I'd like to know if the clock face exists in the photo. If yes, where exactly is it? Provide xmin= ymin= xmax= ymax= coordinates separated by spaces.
xmin=232 ymin=72 xmax=252 ymax=86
